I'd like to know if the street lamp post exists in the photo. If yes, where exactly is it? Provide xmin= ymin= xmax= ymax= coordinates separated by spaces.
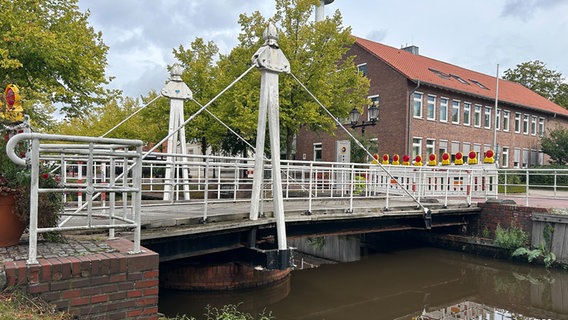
xmin=349 ymin=101 xmax=379 ymax=133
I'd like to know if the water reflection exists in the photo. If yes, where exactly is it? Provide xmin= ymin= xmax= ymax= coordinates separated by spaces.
xmin=159 ymin=243 xmax=568 ymax=319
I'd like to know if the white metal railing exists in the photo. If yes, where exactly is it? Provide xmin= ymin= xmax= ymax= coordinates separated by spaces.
xmin=6 ymin=133 xmax=144 ymax=264
xmin=497 ymin=168 xmax=568 ymax=206
xmin=66 ymin=152 xmax=499 ymax=220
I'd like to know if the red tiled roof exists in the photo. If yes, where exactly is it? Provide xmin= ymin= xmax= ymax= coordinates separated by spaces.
xmin=355 ymin=36 xmax=568 ymax=117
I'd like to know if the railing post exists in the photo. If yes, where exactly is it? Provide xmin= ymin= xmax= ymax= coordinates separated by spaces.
xmin=308 ymin=163 xmax=313 ymax=214
xmin=131 ymin=145 xmax=143 ymax=254
xmin=202 ymin=158 xmax=210 ymax=223
xmin=109 ymin=157 xmax=116 ymax=239
xmin=27 ymin=137 xmax=40 ymax=265
xmin=525 ymin=169 xmax=530 ymax=206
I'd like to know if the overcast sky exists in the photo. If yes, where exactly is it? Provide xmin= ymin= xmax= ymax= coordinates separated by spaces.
xmin=77 ymin=0 xmax=568 ymax=99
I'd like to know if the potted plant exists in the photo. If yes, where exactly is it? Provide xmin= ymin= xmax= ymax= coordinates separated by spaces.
xmin=0 ymin=120 xmax=64 ymax=247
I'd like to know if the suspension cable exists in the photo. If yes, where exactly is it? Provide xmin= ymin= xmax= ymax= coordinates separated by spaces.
xmin=100 ymin=94 xmax=163 ymax=138
xmin=289 ymin=72 xmax=428 ymax=212
xmin=142 ymin=64 xmax=257 ymax=160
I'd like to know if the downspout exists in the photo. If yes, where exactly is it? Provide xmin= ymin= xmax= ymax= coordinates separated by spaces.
xmin=407 ymin=80 xmax=421 ymax=156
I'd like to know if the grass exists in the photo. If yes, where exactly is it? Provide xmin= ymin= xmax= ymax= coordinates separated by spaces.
xmin=0 ymin=289 xmax=72 ymax=320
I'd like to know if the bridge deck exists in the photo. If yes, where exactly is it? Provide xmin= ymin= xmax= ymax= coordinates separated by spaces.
xmin=135 ymin=197 xmax=479 ymax=241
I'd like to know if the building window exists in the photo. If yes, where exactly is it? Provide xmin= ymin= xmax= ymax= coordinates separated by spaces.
xmin=452 ymin=100 xmax=460 ymax=124
xmin=469 ymin=79 xmax=489 ymax=90
xmin=539 ymin=117 xmax=545 ymax=137
xmin=413 ymin=92 xmax=423 ymax=118
xmin=513 ymin=148 xmax=520 ymax=168
xmin=357 ymin=63 xmax=367 ymax=76
xmin=438 ymin=140 xmax=448 ymax=159
xmin=496 ymin=108 xmax=501 ymax=130
xmin=531 ymin=116 xmax=537 ymax=135
xmin=427 ymin=95 xmax=436 ymax=120
xmin=426 ymin=139 xmax=435 ymax=157
xmin=503 ymin=110 xmax=510 ymax=132
xmin=522 ymin=149 xmax=529 ymax=167
xmin=523 ymin=114 xmax=529 ymax=134
xmin=463 ymin=102 xmax=471 ymax=126
xmin=514 ymin=113 xmax=521 ymax=133
xmin=440 ymin=97 xmax=448 ymax=122
xmin=451 ymin=141 xmax=460 ymax=156
xmin=412 ymin=137 xmax=422 ymax=158
xmin=501 ymin=147 xmax=509 ymax=168
xmin=474 ymin=105 xmax=482 ymax=127
xmin=313 ymin=143 xmax=322 ymax=161
xmin=484 ymin=106 xmax=491 ymax=129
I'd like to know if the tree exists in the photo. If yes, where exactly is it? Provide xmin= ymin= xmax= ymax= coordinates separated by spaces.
xmin=540 ymin=126 xmax=568 ymax=165
xmin=172 ymin=38 xmax=226 ymax=155
xmin=0 ymin=0 xmax=111 ymax=122
xmin=57 ymin=94 xmax=166 ymax=145
xmin=503 ymin=60 xmax=568 ymax=109
xmin=215 ymin=0 xmax=369 ymax=159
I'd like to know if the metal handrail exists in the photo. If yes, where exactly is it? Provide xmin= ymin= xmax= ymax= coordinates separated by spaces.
xmin=6 ymin=133 xmax=144 ymax=264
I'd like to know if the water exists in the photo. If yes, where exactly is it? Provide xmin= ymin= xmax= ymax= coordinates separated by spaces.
xmin=159 ymin=246 xmax=568 ymax=319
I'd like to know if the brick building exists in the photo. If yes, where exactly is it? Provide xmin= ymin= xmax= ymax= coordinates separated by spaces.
xmin=295 ymin=37 xmax=568 ymax=168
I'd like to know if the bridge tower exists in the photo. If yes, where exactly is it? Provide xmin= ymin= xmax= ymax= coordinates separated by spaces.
xmin=161 ymin=64 xmax=193 ymax=201
xmin=250 ymin=24 xmax=291 ymax=260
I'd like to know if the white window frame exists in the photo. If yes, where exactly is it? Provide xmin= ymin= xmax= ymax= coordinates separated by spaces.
xmin=495 ymin=108 xmax=501 ymax=131
xmin=427 ymin=95 xmax=436 ymax=120
xmin=463 ymin=102 xmax=471 ymax=126
xmin=413 ymin=92 xmax=423 ymax=119
xmin=412 ymin=137 xmax=422 ymax=159
xmin=313 ymin=143 xmax=322 ymax=161
xmin=501 ymin=147 xmax=509 ymax=168
xmin=523 ymin=114 xmax=529 ymax=134
xmin=357 ymin=63 xmax=367 ymax=77
xmin=538 ymin=117 xmax=545 ymax=137
xmin=452 ymin=100 xmax=460 ymax=124
xmin=474 ymin=104 xmax=482 ymax=127
xmin=531 ymin=115 xmax=537 ymax=135
xmin=426 ymin=139 xmax=436 ymax=157
xmin=484 ymin=106 xmax=492 ymax=129
xmin=503 ymin=110 xmax=510 ymax=132
xmin=368 ymin=95 xmax=380 ymax=122
xmin=440 ymin=97 xmax=448 ymax=122
xmin=514 ymin=113 xmax=521 ymax=133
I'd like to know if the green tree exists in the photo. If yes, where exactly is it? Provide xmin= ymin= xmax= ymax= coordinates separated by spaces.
xmin=56 ymin=95 xmax=165 ymax=145
xmin=172 ymin=38 xmax=226 ymax=155
xmin=216 ymin=0 xmax=369 ymax=159
xmin=503 ymin=60 xmax=568 ymax=108
xmin=540 ymin=126 xmax=568 ymax=165
xmin=0 ymin=0 xmax=111 ymax=123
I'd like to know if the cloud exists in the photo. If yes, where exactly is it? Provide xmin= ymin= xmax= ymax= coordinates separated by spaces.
xmin=501 ymin=0 xmax=567 ymax=20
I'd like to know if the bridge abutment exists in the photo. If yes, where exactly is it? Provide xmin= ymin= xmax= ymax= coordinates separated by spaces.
xmin=1 ymin=238 xmax=159 ymax=319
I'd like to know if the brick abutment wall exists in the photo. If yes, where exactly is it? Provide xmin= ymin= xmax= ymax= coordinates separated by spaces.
xmin=473 ymin=200 xmax=550 ymax=240
xmin=1 ymin=238 xmax=159 ymax=320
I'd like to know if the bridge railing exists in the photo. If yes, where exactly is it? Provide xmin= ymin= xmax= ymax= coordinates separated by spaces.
xmin=74 ymin=152 xmax=497 ymax=211
xmin=497 ymin=168 xmax=568 ymax=206
xmin=6 ymin=133 xmax=144 ymax=264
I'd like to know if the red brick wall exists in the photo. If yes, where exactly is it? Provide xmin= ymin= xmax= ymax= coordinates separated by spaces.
xmin=160 ymin=262 xmax=290 ymax=291
xmin=2 ymin=238 xmax=159 ymax=320
xmin=473 ymin=201 xmax=551 ymax=239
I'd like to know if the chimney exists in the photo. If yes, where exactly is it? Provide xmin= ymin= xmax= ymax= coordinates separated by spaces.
xmin=401 ymin=45 xmax=419 ymax=55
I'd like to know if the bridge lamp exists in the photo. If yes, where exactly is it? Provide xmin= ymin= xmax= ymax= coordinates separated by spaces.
xmin=349 ymin=101 xmax=379 ymax=133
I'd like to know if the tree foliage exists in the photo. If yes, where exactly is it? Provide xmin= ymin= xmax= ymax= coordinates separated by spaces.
xmin=0 ymin=0 xmax=111 ymax=121
xmin=503 ymin=60 xmax=568 ymax=108
xmin=176 ymin=0 xmax=369 ymax=159
xmin=540 ymin=125 xmax=568 ymax=165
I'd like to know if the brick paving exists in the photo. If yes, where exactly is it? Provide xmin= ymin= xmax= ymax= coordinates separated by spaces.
xmin=0 ymin=237 xmax=115 ymax=263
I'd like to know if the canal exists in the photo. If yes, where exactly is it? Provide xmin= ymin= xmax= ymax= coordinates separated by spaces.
xmin=159 ymin=236 xmax=568 ymax=319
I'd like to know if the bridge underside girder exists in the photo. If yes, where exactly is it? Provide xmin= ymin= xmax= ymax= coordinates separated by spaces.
xmin=141 ymin=210 xmax=478 ymax=269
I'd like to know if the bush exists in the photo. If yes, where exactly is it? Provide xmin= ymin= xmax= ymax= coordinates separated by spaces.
xmin=494 ymin=224 xmax=528 ymax=251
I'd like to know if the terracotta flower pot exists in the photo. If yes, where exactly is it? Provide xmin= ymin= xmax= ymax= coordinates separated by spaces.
xmin=0 ymin=194 xmax=26 ymax=247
